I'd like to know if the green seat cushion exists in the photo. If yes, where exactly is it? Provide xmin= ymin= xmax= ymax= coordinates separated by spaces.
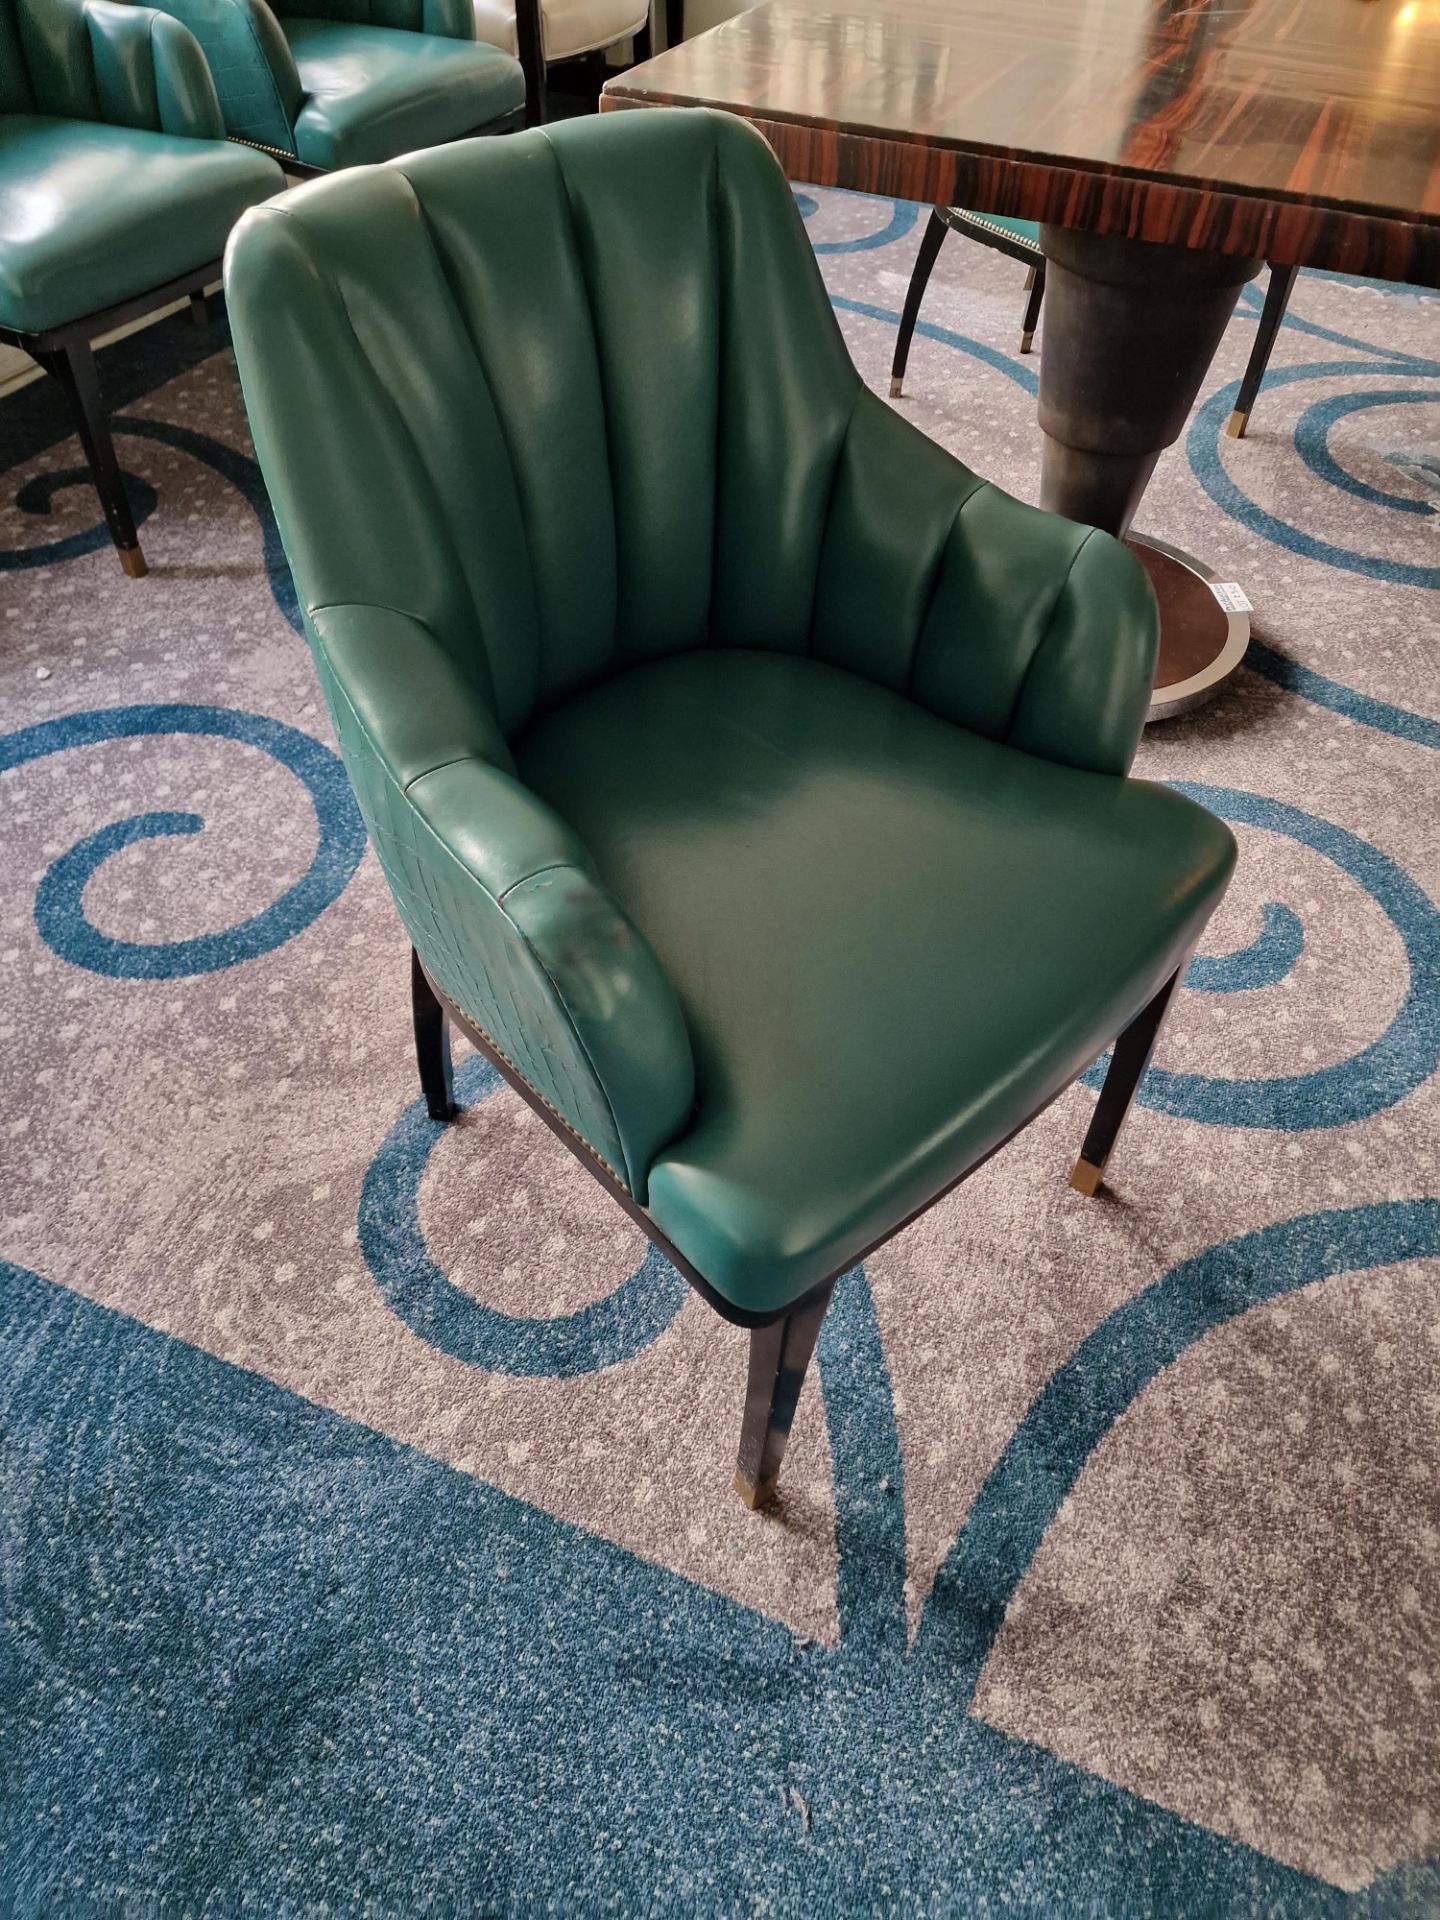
xmin=517 ymin=649 xmax=1235 ymax=1316
xmin=950 ymin=209 xmax=1042 ymax=255
xmin=286 ymin=20 xmax=524 ymax=170
xmin=0 ymin=114 xmax=280 ymax=334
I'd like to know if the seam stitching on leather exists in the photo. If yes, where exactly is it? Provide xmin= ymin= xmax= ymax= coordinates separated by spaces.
xmin=806 ymin=378 xmax=865 ymax=658
xmin=495 ymin=861 xmax=571 ymax=906
xmin=539 ymin=126 xmax=623 ymax=670
xmin=495 ymin=883 xmax=634 ymax=1191
xmin=394 ymin=170 xmax=545 ymax=731
xmin=236 ymin=0 xmax=297 ymax=149
xmin=310 ymin=597 xmax=436 ymax=624
xmin=316 ymin=200 xmax=510 ymax=724
xmin=143 ymin=14 xmax=159 ymax=130
xmin=440 ymin=990 xmax=631 ymax=1193
xmin=399 ymin=751 xmax=473 ymax=795
xmin=312 ymin=626 xmax=493 ymax=808
xmin=1006 ymin=525 xmax=1097 ymax=743
xmin=706 ymin=111 xmax=723 ymax=648
xmin=907 ymin=475 xmax=989 ymax=699
xmin=317 ymin=655 xmax=508 ymax=913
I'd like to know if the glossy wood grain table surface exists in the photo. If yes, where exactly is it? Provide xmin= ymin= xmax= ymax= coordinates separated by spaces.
xmin=603 ymin=0 xmax=1440 ymax=716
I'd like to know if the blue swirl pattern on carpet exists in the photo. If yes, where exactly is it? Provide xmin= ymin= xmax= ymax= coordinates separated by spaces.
xmin=1 ymin=703 xmax=365 ymax=977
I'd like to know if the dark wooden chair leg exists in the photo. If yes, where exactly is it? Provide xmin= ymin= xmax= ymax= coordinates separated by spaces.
xmin=515 ymin=0 xmax=547 ymax=125
xmin=411 ymin=948 xmax=458 ymax=1121
xmin=1070 ymin=967 xmax=1184 ymax=1196
xmin=631 ymin=10 xmax=651 ymax=61
xmin=1226 ymin=261 xmax=1298 ymax=439
xmin=889 ymin=206 xmax=949 ymax=398
xmin=734 ymin=1285 xmax=833 ymax=1510
xmin=1019 ymin=260 xmax=1045 ymax=353
xmin=664 ymin=0 xmax=682 ymax=46
xmin=189 ymin=290 xmax=209 ymax=326
xmin=35 ymin=336 xmax=146 ymax=577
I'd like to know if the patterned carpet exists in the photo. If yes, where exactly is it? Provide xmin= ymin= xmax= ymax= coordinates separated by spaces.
xmin=1 ymin=185 xmax=1438 ymax=1915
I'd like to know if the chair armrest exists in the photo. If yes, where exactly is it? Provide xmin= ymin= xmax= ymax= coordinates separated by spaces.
xmin=309 ymin=603 xmax=695 ymax=1198
xmin=120 ymin=0 xmax=303 ymax=153
xmin=814 ymin=389 xmax=1158 ymax=777
xmin=84 ymin=0 xmax=227 ymax=138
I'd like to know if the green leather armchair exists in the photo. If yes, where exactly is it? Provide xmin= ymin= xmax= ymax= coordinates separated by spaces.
xmin=140 ymin=0 xmax=525 ymax=173
xmin=226 ymin=109 xmax=1237 ymax=1507
xmin=0 ymin=0 xmax=283 ymax=573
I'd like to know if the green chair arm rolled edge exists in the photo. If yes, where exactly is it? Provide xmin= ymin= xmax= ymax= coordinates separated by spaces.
xmin=308 ymin=602 xmax=697 ymax=1198
xmin=123 ymin=0 xmax=302 ymax=154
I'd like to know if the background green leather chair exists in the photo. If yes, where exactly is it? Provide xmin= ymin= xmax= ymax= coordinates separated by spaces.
xmin=0 ymin=0 xmax=283 ymax=573
xmin=891 ymin=206 xmax=1299 ymax=440
xmin=141 ymin=0 xmax=525 ymax=173
xmin=226 ymin=109 xmax=1237 ymax=1508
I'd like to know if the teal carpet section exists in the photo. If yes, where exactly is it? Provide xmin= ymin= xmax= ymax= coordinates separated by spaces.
xmin=0 ymin=1261 xmax=1376 ymax=1915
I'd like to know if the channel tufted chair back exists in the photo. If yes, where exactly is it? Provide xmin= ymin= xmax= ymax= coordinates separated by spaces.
xmin=227 ymin=109 xmax=1236 ymax=1508
xmin=0 ymin=0 xmax=214 ymax=120
xmin=228 ymin=108 xmax=1152 ymax=759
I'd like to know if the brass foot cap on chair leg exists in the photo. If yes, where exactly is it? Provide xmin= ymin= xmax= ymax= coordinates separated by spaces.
xmin=1224 ymin=408 xmax=1248 ymax=439
xmin=888 ymin=375 xmax=904 ymax=399
xmin=1019 ymin=330 xmax=1035 ymax=353
xmin=733 ymin=1470 xmax=779 ymax=1511
xmin=1068 ymin=1157 xmax=1104 ymax=1197
xmin=118 ymin=544 xmax=148 ymax=579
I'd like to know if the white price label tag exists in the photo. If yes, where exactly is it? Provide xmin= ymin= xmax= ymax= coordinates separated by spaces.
xmin=1210 ymin=580 xmax=1253 ymax=614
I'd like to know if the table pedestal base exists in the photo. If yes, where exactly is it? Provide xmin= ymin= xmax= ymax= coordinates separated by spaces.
xmin=1034 ymin=225 xmax=1261 ymax=726
xmin=1127 ymin=535 xmax=1250 ymax=722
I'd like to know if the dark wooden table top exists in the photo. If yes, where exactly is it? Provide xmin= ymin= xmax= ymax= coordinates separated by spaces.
xmin=602 ymin=0 xmax=1440 ymax=283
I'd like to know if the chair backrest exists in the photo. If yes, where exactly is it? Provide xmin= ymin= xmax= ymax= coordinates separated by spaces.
xmin=227 ymin=109 xmax=867 ymax=743
xmin=132 ymin=0 xmax=302 ymax=150
xmin=231 ymin=107 xmax=1143 ymax=769
xmin=2 ymin=0 xmax=117 ymax=116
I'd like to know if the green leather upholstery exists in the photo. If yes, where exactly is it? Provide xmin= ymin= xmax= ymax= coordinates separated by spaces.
xmin=226 ymin=109 xmax=1236 ymax=1316
xmin=142 ymin=0 xmax=522 ymax=167
xmin=130 ymin=0 xmax=304 ymax=152
xmin=517 ymin=650 xmax=1232 ymax=1310
xmin=951 ymin=210 xmax=1041 ymax=256
xmin=0 ymin=0 xmax=282 ymax=333
xmin=286 ymin=17 xmax=522 ymax=167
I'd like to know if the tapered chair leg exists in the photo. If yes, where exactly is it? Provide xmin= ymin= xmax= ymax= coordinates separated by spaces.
xmin=515 ymin=0 xmax=547 ymax=124
xmin=664 ymin=0 xmax=682 ymax=46
xmin=411 ymin=948 xmax=458 ymax=1122
xmin=1070 ymin=966 xmax=1184 ymax=1196
xmin=1226 ymin=261 xmax=1298 ymax=439
xmin=889 ymin=207 xmax=949 ymax=398
xmin=1019 ymin=261 xmax=1045 ymax=353
xmin=36 ymin=337 xmax=146 ymax=577
xmin=734 ymin=1285 xmax=833 ymax=1510
xmin=189 ymin=290 xmax=209 ymax=327
xmin=632 ymin=10 xmax=651 ymax=60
